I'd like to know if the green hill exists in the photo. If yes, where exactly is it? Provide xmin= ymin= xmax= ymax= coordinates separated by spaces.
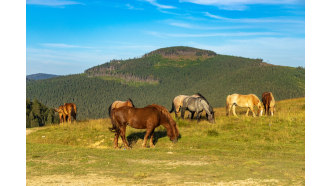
xmin=26 ymin=46 xmax=305 ymax=120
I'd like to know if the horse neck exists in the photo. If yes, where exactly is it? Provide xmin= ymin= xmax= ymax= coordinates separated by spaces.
xmin=252 ymin=96 xmax=260 ymax=106
xmin=201 ymin=100 xmax=212 ymax=115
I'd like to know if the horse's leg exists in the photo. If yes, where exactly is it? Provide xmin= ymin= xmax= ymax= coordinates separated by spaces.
xmin=114 ymin=132 xmax=119 ymax=149
xmin=149 ymin=128 xmax=155 ymax=148
xmin=68 ymin=114 xmax=72 ymax=123
xmin=142 ymin=128 xmax=153 ymax=148
xmin=250 ymin=107 xmax=256 ymax=117
xmin=119 ymin=126 xmax=130 ymax=149
xmin=267 ymin=105 xmax=270 ymax=116
xmin=196 ymin=111 xmax=202 ymax=122
xmin=175 ymin=106 xmax=179 ymax=118
xmin=190 ymin=111 xmax=195 ymax=119
xmin=181 ymin=107 xmax=186 ymax=119
xmin=226 ymin=104 xmax=232 ymax=116
xmin=232 ymin=105 xmax=238 ymax=117
xmin=245 ymin=108 xmax=250 ymax=116
xmin=270 ymin=107 xmax=274 ymax=116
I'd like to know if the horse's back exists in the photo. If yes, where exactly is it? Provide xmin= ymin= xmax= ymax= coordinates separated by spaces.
xmin=112 ymin=106 xmax=160 ymax=128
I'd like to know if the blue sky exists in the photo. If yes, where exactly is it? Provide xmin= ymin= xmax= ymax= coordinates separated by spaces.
xmin=26 ymin=0 xmax=305 ymax=75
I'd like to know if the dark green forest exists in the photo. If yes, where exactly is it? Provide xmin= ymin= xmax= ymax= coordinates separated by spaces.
xmin=26 ymin=99 xmax=60 ymax=128
xmin=27 ymin=46 xmax=305 ymax=120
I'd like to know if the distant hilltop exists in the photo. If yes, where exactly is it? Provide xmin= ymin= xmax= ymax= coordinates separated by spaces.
xmin=143 ymin=46 xmax=217 ymax=59
xmin=26 ymin=73 xmax=60 ymax=80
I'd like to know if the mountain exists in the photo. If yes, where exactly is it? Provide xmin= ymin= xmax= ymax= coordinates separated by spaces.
xmin=27 ymin=73 xmax=60 ymax=80
xmin=26 ymin=46 xmax=305 ymax=120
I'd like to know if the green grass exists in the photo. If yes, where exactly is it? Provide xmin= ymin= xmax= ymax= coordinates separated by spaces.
xmin=27 ymin=98 xmax=305 ymax=185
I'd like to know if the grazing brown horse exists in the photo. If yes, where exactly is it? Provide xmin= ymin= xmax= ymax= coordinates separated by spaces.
xmin=108 ymin=98 xmax=135 ymax=116
xmin=54 ymin=103 xmax=77 ymax=123
xmin=226 ymin=94 xmax=263 ymax=117
xmin=109 ymin=104 xmax=179 ymax=148
xmin=262 ymin=92 xmax=276 ymax=116
xmin=169 ymin=93 xmax=201 ymax=118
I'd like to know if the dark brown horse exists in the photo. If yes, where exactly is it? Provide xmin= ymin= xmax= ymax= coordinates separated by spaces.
xmin=109 ymin=104 xmax=179 ymax=148
xmin=262 ymin=92 xmax=275 ymax=116
xmin=54 ymin=103 xmax=77 ymax=123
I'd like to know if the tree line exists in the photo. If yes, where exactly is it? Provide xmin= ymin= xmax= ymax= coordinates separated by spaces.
xmin=26 ymin=99 xmax=60 ymax=128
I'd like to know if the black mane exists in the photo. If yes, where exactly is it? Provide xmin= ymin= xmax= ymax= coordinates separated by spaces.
xmin=128 ymin=98 xmax=135 ymax=107
xmin=195 ymin=92 xmax=209 ymax=104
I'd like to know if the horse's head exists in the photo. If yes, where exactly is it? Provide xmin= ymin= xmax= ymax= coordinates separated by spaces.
xmin=54 ymin=106 xmax=64 ymax=113
xmin=206 ymin=105 xmax=216 ymax=123
xmin=257 ymin=102 xmax=264 ymax=116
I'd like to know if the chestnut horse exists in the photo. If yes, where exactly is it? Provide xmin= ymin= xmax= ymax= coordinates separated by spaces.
xmin=109 ymin=104 xmax=179 ymax=148
xmin=169 ymin=93 xmax=201 ymax=118
xmin=108 ymin=98 xmax=135 ymax=116
xmin=262 ymin=92 xmax=276 ymax=116
xmin=54 ymin=103 xmax=77 ymax=123
xmin=226 ymin=94 xmax=263 ymax=117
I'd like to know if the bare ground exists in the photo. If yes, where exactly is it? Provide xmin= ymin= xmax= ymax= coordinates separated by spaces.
xmin=27 ymin=175 xmax=280 ymax=186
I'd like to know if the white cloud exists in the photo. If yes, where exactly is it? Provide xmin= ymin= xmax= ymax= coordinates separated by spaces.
xmin=147 ymin=31 xmax=278 ymax=38
xmin=188 ymin=37 xmax=305 ymax=67
xmin=26 ymin=0 xmax=83 ymax=6
xmin=144 ymin=0 xmax=176 ymax=9
xmin=41 ymin=43 xmax=91 ymax=49
xmin=180 ymin=0 xmax=299 ymax=10
xmin=204 ymin=12 xmax=304 ymax=24
xmin=125 ymin=3 xmax=143 ymax=10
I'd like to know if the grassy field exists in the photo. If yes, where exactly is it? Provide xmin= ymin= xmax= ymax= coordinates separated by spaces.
xmin=26 ymin=98 xmax=305 ymax=185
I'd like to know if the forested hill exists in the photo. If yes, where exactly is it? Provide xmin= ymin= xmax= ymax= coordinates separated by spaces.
xmin=27 ymin=46 xmax=305 ymax=120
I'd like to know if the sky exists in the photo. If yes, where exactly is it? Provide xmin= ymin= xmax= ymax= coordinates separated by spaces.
xmin=26 ymin=0 xmax=305 ymax=75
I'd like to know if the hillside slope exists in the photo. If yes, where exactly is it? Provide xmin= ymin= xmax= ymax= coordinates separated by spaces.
xmin=26 ymin=46 xmax=305 ymax=119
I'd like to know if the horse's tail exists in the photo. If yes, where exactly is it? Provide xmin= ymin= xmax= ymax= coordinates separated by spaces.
xmin=108 ymin=103 xmax=113 ymax=117
xmin=109 ymin=107 xmax=118 ymax=133
xmin=72 ymin=104 xmax=77 ymax=120
xmin=169 ymin=101 xmax=175 ymax=113
xmin=226 ymin=95 xmax=231 ymax=116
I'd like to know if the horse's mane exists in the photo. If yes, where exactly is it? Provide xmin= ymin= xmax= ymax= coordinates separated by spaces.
xmin=128 ymin=98 xmax=135 ymax=107
xmin=195 ymin=92 xmax=210 ymax=105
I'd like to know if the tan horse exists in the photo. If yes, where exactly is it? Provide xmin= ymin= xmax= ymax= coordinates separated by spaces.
xmin=262 ymin=92 xmax=275 ymax=116
xmin=169 ymin=93 xmax=201 ymax=117
xmin=54 ymin=103 xmax=77 ymax=123
xmin=108 ymin=98 xmax=135 ymax=117
xmin=226 ymin=94 xmax=263 ymax=117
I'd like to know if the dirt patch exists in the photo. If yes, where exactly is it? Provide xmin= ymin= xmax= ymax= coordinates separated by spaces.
xmin=27 ymin=175 xmax=123 ymax=186
xmin=26 ymin=128 xmax=42 ymax=136
xmin=128 ymin=159 xmax=209 ymax=166
xmin=27 ymin=175 xmax=280 ymax=186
